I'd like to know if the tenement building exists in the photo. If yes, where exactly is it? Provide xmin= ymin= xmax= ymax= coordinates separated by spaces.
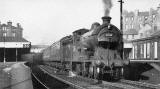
xmin=0 ymin=21 xmax=31 ymax=62
xmin=123 ymin=4 xmax=160 ymax=39
xmin=123 ymin=4 xmax=160 ymax=59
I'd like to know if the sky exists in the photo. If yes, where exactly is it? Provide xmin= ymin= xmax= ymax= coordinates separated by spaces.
xmin=0 ymin=0 xmax=160 ymax=45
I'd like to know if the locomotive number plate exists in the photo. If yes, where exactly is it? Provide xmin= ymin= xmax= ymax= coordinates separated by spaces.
xmin=106 ymin=33 xmax=113 ymax=37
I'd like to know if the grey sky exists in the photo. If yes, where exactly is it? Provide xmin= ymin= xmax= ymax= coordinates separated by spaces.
xmin=1 ymin=0 xmax=160 ymax=45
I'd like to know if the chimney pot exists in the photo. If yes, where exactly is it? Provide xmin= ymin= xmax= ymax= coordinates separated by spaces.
xmin=7 ymin=21 xmax=12 ymax=26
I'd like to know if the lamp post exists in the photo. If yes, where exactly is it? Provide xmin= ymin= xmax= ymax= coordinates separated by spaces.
xmin=16 ymin=44 xmax=18 ymax=62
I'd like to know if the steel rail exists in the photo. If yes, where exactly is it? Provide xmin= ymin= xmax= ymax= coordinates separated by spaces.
xmin=31 ymin=71 xmax=49 ymax=89
xmin=120 ymin=79 xmax=160 ymax=89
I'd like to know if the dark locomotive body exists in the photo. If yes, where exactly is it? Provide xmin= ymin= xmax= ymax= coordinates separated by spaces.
xmin=41 ymin=16 xmax=125 ymax=80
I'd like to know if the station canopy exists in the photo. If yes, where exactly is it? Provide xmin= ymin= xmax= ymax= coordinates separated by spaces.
xmin=0 ymin=37 xmax=30 ymax=48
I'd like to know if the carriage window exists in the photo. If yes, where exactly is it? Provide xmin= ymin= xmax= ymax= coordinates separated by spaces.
xmin=154 ymin=42 xmax=157 ymax=59
xmin=147 ymin=43 xmax=150 ymax=58
xmin=144 ymin=43 xmax=146 ymax=58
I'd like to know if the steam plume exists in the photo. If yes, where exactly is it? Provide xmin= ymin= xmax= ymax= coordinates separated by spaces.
xmin=102 ymin=0 xmax=113 ymax=16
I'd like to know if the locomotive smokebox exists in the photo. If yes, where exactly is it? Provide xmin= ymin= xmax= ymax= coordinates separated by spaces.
xmin=102 ymin=16 xmax=112 ymax=24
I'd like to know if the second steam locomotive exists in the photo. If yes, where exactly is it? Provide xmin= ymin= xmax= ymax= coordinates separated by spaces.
xmin=41 ymin=16 xmax=127 ymax=80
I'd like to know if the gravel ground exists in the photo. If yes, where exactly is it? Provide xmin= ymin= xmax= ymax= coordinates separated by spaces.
xmin=139 ymin=68 xmax=160 ymax=85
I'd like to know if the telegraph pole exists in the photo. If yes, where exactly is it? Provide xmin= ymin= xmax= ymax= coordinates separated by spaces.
xmin=118 ymin=0 xmax=124 ymax=59
xmin=118 ymin=0 xmax=124 ymax=78
xmin=3 ymin=35 xmax=6 ymax=63
xmin=118 ymin=0 xmax=124 ymax=32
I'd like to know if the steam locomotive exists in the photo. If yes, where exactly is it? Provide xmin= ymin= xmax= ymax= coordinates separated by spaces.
xmin=39 ymin=16 xmax=127 ymax=80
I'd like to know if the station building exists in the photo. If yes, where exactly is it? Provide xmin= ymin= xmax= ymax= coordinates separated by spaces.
xmin=0 ymin=21 xmax=31 ymax=62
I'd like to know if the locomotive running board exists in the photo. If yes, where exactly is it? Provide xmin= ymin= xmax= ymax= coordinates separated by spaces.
xmin=129 ymin=60 xmax=160 ymax=63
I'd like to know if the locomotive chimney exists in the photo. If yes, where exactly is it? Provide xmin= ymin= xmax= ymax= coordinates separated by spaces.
xmin=102 ymin=16 xmax=112 ymax=25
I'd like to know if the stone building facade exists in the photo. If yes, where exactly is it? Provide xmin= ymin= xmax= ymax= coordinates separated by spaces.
xmin=0 ymin=21 xmax=23 ymax=38
xmin=122 ymin=4 xmax=160 ymax=59
xmin=123 ymin=4 xmax=160 ymax=39
xmin=0 ymin=21 xmax=30 ymax=62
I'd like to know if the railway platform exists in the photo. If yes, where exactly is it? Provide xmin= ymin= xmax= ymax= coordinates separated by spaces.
xmin=0 ymin=62 xmax=13 ymax=89
xmin=0 ymin=62 xmax=33 ymax=89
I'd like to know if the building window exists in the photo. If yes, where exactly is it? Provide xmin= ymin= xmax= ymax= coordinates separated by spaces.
xmin=139 ymin=17 xmax=141 ymax=21
xmin=144 ymin=43 xmax=146 ymax=58
xmin=152 ymin=15 xmax=156 ymax=19
xmin=131 ymin=17 xmax=134 ymax=21
xmin=134 ymin=45 xmax=137 ymax=59
xmin=3 ymin=27 xmax=6 ymax=31
xmin=154 ymin=26 xmax=157 ymax=31
xmin=132 ymin=35 xmax=134 ymax=39
xmin=126 ymin=35 xmax=128 ymax=39
xmin=125 ymin=25 xmax=128 ymax=29
xmin=125 ymin=18 xmax=128 ymax=22
xmin=147 ymin=43 xmax=150 ymax=58
xmin=12 ymin=33 xmax=16 ymax=37
xmin=154 ymin=42 xmax=158 ymax=59
xmin=140 ymin=33 xmax=143 ymax=37
xmin=132 ymin=46 xmax=135 ymax=59
xmin=131 ymin=24 xmax=134 ymax=28
xmin=145 ymin=16 xmax=148 ymax=20
xmin=140 ymin=44 xmax=144 ymax=58
xmin=3 ymin=33 xmax=6 ymax=37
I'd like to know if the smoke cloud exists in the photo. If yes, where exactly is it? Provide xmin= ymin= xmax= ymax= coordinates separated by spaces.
xmin=102 ymin=0 xmax=113 ymax=16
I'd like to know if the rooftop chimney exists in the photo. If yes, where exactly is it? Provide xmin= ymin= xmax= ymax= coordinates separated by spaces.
xmin=7 ymin=21 xmax=12 ymax=26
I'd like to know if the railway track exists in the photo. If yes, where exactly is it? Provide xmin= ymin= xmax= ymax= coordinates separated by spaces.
xmin=119 ymin=79 xmax=160 ymax=89
xmin=39 ymin=65 xmax=153 ymax=89
xmin=31 ymin=72 xmax=49 ymax=89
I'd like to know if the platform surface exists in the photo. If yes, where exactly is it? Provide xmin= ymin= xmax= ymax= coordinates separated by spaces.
xmin=0 ymin=62 xmax=33 ymax=89
xmin=0 ymin=62 xmax=15 ymax=89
